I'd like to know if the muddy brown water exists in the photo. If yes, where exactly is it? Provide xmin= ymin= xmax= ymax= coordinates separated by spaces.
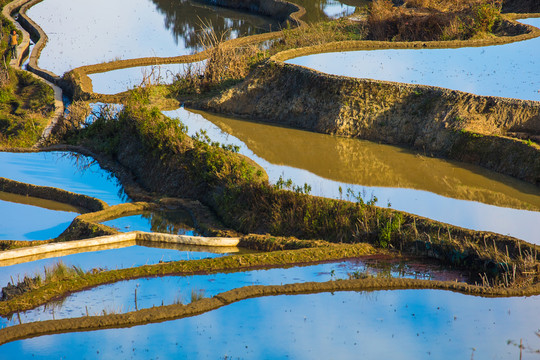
xmin=0 ymin=290 xmax=538 ymax=359
xmin=165 ymin=107 xmax=540 ymax=244
xmin=0 ymin=257 xmax=465 ymax=328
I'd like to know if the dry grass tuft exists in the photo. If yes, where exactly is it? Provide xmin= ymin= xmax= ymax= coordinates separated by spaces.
xmin=367 ymin=0 xmax=503 ymax=41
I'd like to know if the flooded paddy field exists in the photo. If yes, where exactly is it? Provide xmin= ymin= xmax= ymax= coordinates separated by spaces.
xmin=165 ymin=107 xmax=540 ymax=244
xmin=0 ymin=151 xmax=126 ymax=205
xmin=0 ymin=241 xmax=238 ymax=291
xmin=4 ymin=0 xmax=540 ymax=357
xmin=286 ymin=18 xmax=540 ymax=101
xmin=0 ymin=194 xmax=78 ymax=241
xmin=0 ymin=257 xmax=465 ymax=327
xmin=89 ymin=62 xmax=205 ymax=95
xmin=26 ymin=0 xmax=281 ymax=76
xmin=1 ymin=290 xmax=538 ymax=359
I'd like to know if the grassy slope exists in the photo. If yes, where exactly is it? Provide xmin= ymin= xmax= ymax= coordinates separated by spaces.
xmin=0 ymin=1 xmax=54 ymax=148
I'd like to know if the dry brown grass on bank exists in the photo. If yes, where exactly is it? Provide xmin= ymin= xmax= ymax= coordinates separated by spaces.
xmin=171 ymin=28 xmax=266 ymax=96
xmin=368 ymin=0 xmax=503 ymax=41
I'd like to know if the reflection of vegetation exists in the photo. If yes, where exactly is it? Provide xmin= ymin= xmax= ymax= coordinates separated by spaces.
xmin=141 ymin=209 xmax=198 ymax=235
xmin=285 ymin=0 xmax=365 ymax=23
xmin=199 ymin=110 xmax=540 ymax=211
xmin=150 ymin=0 xmax=278 ymax=49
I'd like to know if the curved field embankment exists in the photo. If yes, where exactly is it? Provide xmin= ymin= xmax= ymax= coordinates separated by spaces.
xmin=2 ymin=277 xmax=540 ymax=345
xmin=0 ymin=177 xmax=107 ymax=213
xmin=0 ymin=145 xmax=241 ymax=240
xmin=56 ymin=201 xmax=240 ymax=240
xmin=193 ymin=20 xmax=540 ymax=185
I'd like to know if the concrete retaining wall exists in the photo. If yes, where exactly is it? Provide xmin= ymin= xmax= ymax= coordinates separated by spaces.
xmin=0 ymin=231 xmax=240 ymax=262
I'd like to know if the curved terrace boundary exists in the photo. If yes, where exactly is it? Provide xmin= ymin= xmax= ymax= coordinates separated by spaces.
xmin=1 ymin=277 xmax=540 ymax=345
xmin=0 ymin=177 xmax=108 ymax=213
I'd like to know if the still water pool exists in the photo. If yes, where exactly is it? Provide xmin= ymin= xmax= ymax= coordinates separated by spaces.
xmin=0 ymin=290 xmax=537 ymax=359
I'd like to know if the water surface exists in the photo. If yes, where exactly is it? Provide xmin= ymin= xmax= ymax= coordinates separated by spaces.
xmin=26 ymin=0 xmax=279 ymax=75
xmin=0 ymin=198 xmax=75 ymax=241
xmin=1 ymin=290 xmax=537 ymax=359
xmin=101 ymin=209 xmax=198 ymax=235
xmin=0 ymin=257 xmax=464 ymax=327
xmin=164 ymin=108 xmax=540 ymax=243
xmin=89 ymin=62 xmax=204 ymax=94
xmin=0 ymin=151 xmax=126 ymax=205
xmin=286 ymin=18 xmax=540 ymax=101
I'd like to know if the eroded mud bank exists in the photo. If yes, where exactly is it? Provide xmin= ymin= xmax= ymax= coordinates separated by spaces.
xmin=194 ymin=58 xmax=540 ymax=185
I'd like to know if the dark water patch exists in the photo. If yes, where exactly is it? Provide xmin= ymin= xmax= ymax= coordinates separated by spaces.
xmin=287 ymin=18 xmax=540 ymax=101
xmin=0 ymin=290 xmax=538 ymax=358
xmin=0 ymin=258 xmax=466 ymax=327
xmin=164 ymin=107 xmax=540 ymax=243
xmin=0 ymin=151 xmax=126 ymax=205
xmin=286 ymin=0 xmax=364 ymax=22
xmin=101 ymin=209 xmax=198 ymax=235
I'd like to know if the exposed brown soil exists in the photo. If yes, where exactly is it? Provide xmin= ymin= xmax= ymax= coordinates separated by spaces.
xmin=192 ymin=53 xmax=540 ymax=185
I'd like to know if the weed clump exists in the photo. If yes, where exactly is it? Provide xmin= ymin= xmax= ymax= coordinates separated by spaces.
xmin=171 ymin=28 xmax=266 ymax=96
xmin=367 ymin=0 xmax=502 ymax=41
